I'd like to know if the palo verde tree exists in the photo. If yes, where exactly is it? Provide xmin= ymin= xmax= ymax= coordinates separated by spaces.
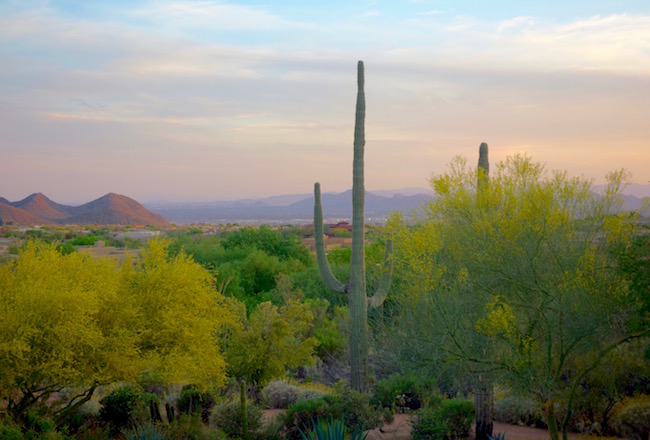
xmin=390 ymin=154 xmax=648 ymax=440
xmin=223 ymin=297 xmax=317 ymax=438
xmin=0 ymin=239 xmax=231 ymax=427
xmin=313 ymin=60 xmax=393 ymax=392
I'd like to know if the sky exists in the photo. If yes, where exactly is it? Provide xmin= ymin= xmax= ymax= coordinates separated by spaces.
xmin=1 ymin=0 xmax=649 ymax=203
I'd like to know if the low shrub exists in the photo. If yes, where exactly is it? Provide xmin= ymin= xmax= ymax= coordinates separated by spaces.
xmin=177 ymin=386 xmax=215 ymax=422
xmin=283 ymin=397 xmax=331 ymax=440
xmin=0 ymin=417 xmax=23 ymax=440
xmin=493 ymin=396 xmax=544 ymax=427
xmin=262 ymin=380 xmax=301 ymax=409
xmin=123 ymin=421 xmax=169 ymax=440
xmin=168 ymin=413 xmax=224 ymax=440
xmin=438 ymin=398 xmax=474 ymax=438
xmin=374 ymin=374 xmax=421 ymax=410
xmin=209 ymin=400 xmax=262 ymax=438
xmin=611 ymin=395 xmax=650 ymax=440
xmin=100 ymin=385 xmax=147 ymax=436
xmin=326 ymin=388 xmax=381 ymax=432
xmin=411 ymin=407 xmax=448 ymax=440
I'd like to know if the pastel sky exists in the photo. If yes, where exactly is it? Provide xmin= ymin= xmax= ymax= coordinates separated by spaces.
xmin=2 ymin=0 xmax=649 ymax=203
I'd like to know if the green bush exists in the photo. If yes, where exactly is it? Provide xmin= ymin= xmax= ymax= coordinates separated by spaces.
xmin=177 ymin=386 xmax=215 ymax=422
xmin=0 ymin=417 xmax=23 ymax=440
xmin=283 ymin=397 xmax=331 ymax=440
xmin=168 ymin=414 xmax=223 ymax=440
xmin=123 ymin=422 xmax=169 ymax=440
xmin=209 ymin=400 xmax=262 ymax=437
xmin=493 ymin=396 xmax=544 ymax=427
xmin=374 ymin=374 xmax=422 ymax=410
xmin=438 ymin=398 xmax=474 ymax=438
xmin=611 ymin=395 xmax=650 ymax=440
xmin=326 ymin=388 xmax=381 ymax=432
xmin=100 ymin=385 xmax=143 ymax=436
xmin=411 ymin=407 xmax=448 ymax=440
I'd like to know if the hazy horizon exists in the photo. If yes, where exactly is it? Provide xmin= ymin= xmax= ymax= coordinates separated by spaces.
xmin=2 ymin=1 xmax=649 ymax=203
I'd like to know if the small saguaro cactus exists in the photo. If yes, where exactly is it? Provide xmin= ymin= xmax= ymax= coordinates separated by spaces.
xmin=475 ymin=141 xmax=494 ymax=440
xmin=313 ymin=60 xmax=393 ymax=392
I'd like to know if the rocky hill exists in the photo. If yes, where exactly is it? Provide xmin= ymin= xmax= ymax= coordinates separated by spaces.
xmin=0 ymin=193 xmax=170 ymax=227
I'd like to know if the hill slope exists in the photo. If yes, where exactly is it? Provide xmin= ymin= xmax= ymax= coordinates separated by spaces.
xmin=0 ymin=193 xmax=170 ymax=227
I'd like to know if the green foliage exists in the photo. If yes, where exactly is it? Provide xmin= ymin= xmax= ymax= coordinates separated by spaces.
xmin=391 ymin=155 xmax=646 ymax=440
xmin=611 ymin=395 xmax=650 ymax=440
xmin=493 ymin=396 xmax=543 ymax=427
xmin=374 ymin=374 xmax=423 ymax=410
xmin=326 ymin=388 xmax=381 ymax=432
xmin=224 ymin=299 xmax=317 ymax=385
xmin=69 ymin=234 xmax=101 ymax=246
xmin=488 ymin=433 xmax=506 ymax=440
xmin=209 ymin=400 xmax=262 ymax=437
xmin=299 ymin=417 xmax=368 ymax=440
xmin=123 ymin=421 xmax=169 ymax=440
xmin=438 ymin=398 xmax=474 ymax=438
xmin=0 ymin=239 xmax=232 ymax=425
xmin=0 ymin=417 xmax=22 ymax=440
xmin=177 ymin=386 xmax=215 ymax=422
xmin=411 ymin=407 xmax=447 ymax=440
xmin=300 ymin=417 xmax=346 ymax=440
xmin=99 ymin=385 xmax=142 ymax=436
xmin=411 ymin=398 xmax=474 ymax=440
xmin=167 ymin=413 xmax=223 ymax=440
xmin=283 ymin=397 xmax=332 ymax=440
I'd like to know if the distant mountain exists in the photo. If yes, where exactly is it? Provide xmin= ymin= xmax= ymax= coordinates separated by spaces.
xmin=147 ymin=190 xmax=433 ymax=224
xmin=13 ymin=193 xmax=72 ymax=221
xmin=0 ymin=193 xmax=170 ymax=227
xmin=0 ymin=200 xmax=47 ymax=225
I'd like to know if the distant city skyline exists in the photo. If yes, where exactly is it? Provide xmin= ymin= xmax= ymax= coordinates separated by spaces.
xmin=2 ymin=1 xmax=649 ymax=203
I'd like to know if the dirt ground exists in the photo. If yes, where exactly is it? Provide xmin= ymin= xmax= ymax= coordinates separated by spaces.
xmin=263 ymin=411 xmax=603 ymax=440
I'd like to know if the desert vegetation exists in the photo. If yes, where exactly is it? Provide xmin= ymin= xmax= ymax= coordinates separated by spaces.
xmin=1 ymin=61 xmax=648 ymax=440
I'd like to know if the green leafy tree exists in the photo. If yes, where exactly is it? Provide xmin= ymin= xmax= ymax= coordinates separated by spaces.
xmin=391 ymin=154 xmax=648 ymax=440
xmin=224 ymin=297 xmax=318 ymax=437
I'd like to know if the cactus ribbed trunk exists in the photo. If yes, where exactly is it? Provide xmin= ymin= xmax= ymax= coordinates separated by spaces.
xmin=313 ymin=61 xmax=390 ymax=393
xmin=475 ymin=142 xmax=494 ymax=440
xmin=349 ymin=60 xmax=369 ymax=392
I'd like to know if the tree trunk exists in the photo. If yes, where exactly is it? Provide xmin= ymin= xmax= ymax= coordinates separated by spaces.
xmin=474 ymin=377 xmax=494 ymax=440
xmin=240 ymin=379 xmax=248 ymax=439
xmin=546 ymin=400 xmax=560 ymax=440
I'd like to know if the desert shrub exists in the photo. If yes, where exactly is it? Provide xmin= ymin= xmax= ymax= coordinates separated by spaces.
xmin=209 ymin=400 xmax=262 ymax=437
xmin=262 ymin=380 xmax=301 ymax=409
xmin=326 ymin=388 xmax=381 ymax=432
xmin=438 ymin=398 xmax=474 ymax=438
xmin=299 ymin=417 xmax=357 ymax=440
xmin=611 ymin=395 xmax=650 ymax=440
xmin=411 ymin=407 xmax=448 ymax=440
xmin=177 ymin=386 xmax=215 ymax=422
xmin=100 ymin=385 xmax=145 ymax=436
xmin=283 ymin=397 xmax=332 ymax=440
xmin=168 ymin=413 xmax=223 ymax=440
xmin=123 ymin=421 xmax=169 ymax=440
xmin=374 ymin=374 xmax=422 ymax=411
xmin=0 ymin=417 xmax=23 ymax=440
xmin=493 ymin=396 xmax=544 ymax=427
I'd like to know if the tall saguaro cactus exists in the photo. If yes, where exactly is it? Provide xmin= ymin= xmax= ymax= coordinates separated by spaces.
xmin=313 ymin=61 xmax=392 ymax=392
xmin=475 ymin=141 xmax=494 ymax=440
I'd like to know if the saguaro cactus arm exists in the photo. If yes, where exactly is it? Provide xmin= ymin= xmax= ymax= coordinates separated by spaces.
xmin=314 ymin=182 xmax=347 ymax=293
xmin=367 ymin=239 xmax=394 ymax=309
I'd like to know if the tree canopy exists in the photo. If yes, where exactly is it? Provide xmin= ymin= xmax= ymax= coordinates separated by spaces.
xmin=389 ymin=155 xmax=648 ymax=440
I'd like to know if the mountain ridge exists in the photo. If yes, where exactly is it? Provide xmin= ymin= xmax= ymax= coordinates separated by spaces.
xmin=0 ymin=193 xmax=169 ymax=227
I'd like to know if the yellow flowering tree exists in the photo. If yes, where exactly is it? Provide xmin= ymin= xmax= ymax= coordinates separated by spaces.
xmin=0 ymin=239 xmax=231 ymax=425
xmin=391 ymin=154 xmax=647 ymax=440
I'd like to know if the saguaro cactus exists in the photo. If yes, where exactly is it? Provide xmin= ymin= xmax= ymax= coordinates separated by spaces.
xmin=313 ymin=61 xmax=392 ymax=392
xmin=475 ymin=141 xmax=494 ymax=440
